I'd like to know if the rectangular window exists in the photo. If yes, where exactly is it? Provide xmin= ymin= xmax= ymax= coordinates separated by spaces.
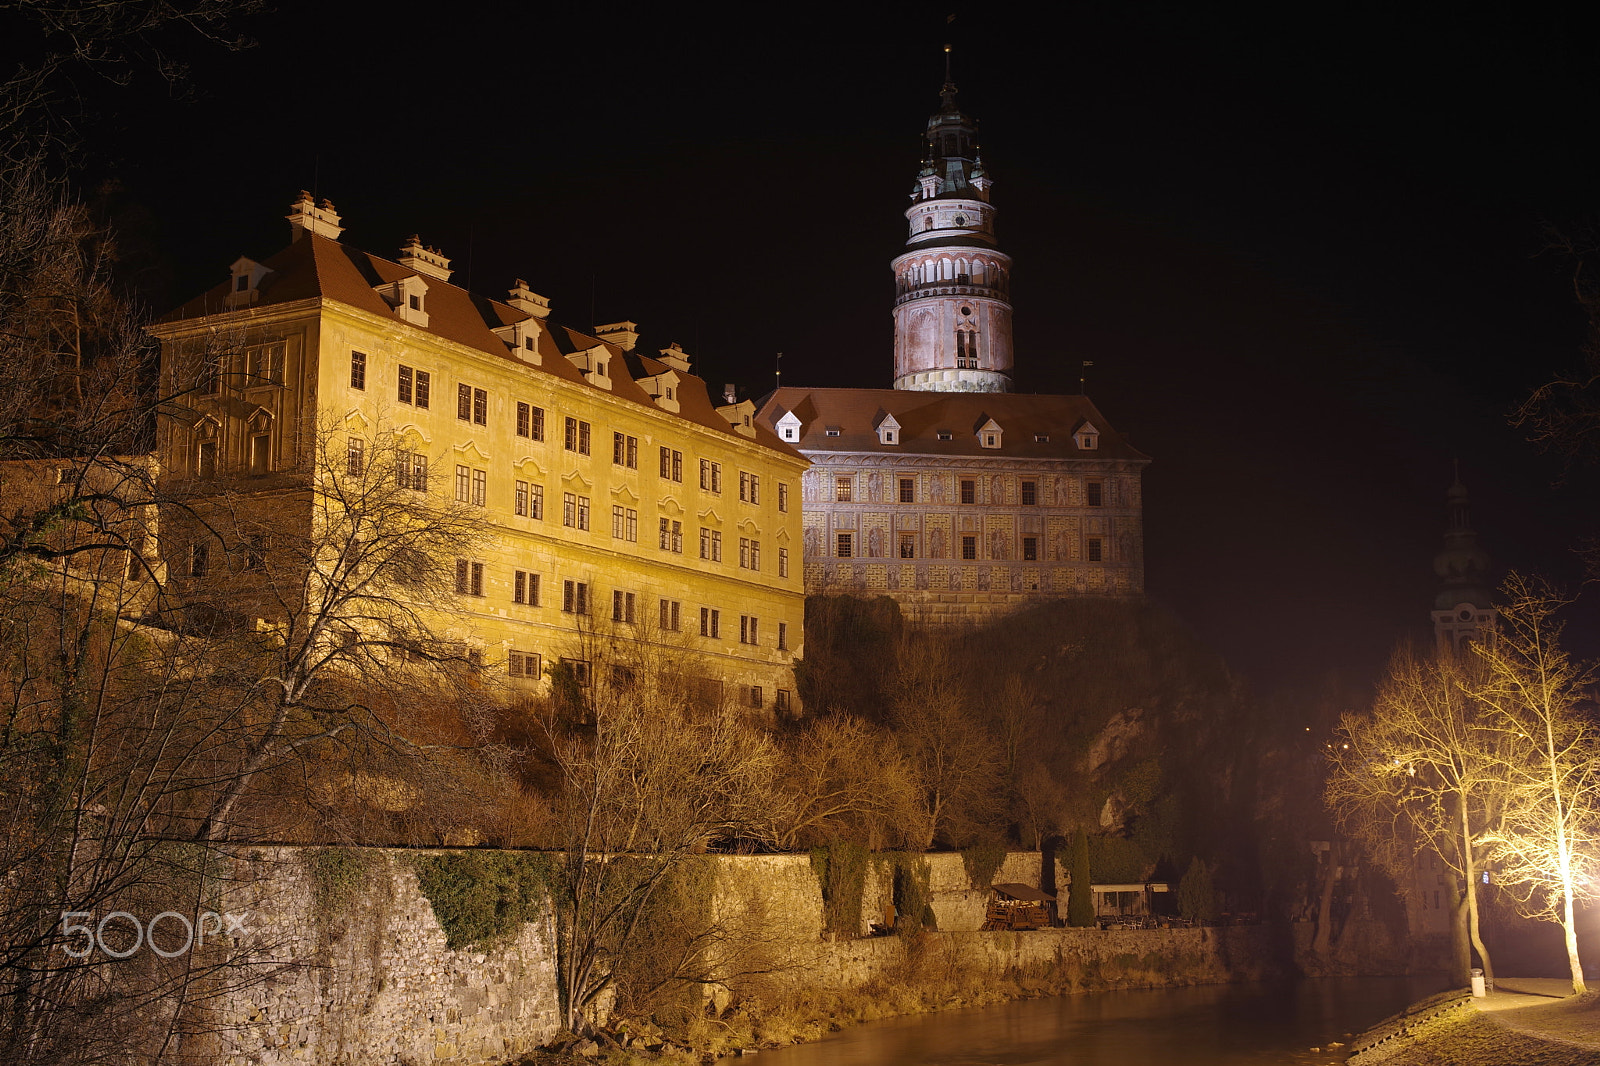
xmin=660 ymin=446 xmax=672 ymax=479
xmin=562 ymin=580 xmax=589 ymax=614
xmin=778 ymin=546 xmax=789 ymax=578
xmin=659 ymin=517 xmax=682 ymax=552
xmin=749 ymin=686 xmax=763 ymax=709
xmin=350 ymin=350 xmax=366 ymax=390
xmin=455 ymin=559 xmax=485 ymax=596
xmin=397 ymin=451 xmax=427 ymax=491
xmin=577 ymin=495 xmax=589 ymax=531
xmin=700 ymin=607 xmax=720 ymax=639
xmin=739 ymin=471 xmax=760 ymax=503
xmin=245 ymin=534 xmax=266 ymax=572
xmin=563 ymin=492 xmax=576 ymax=528
xmin=778 ymin=482 xmax=789 ymax=513
xmin=899 ymin=478 xmax=915 ymax=503
xmin=457 ymin=383 xmax=472 ymax=420
xmin=1087 ymin=481 xmax=1104 ymax=507
xmin=778 ymin=621 xmax=788 ymax=651
xmin=1022 ymin=480 xmax=1037 ymax=506
xmin=455 ymin=464 xmax=471 ymax=503
xmin=700 ymin=459 xmax=722 ymax=493
xmin=960 ymin=479 xmax=976 ymax=504
xmin=1088 ymin=537 xmax=1104 ymax=562
xmin=515 ymin=480 xmax=529 ymax=516
xmin=198 ymin=351 xmax=223 ymax=394
xmin=962 ymin=535 xmax=977 ymax=560
xmin=700 ymin=528 xmax=722 ymax=562
xmin=247 ymin=344 xmax=284 ymax=385
xmin=740 ymin=615 xmax=758 ymax=645
xmin=249 ymin=433 xmax=270 ymax=476
xmin=613 ymin=432 xmax=638 ymax=468
xmin=1023 ymin=536 xmax=1038 ymax=561
xmin=564 ymin=417 xmax=591 ymax=454
xmin=398 ymin=364 xmax=431 ymax=405
xmin=516 ymin=403 xmax=544 ymax=440
xmin=514 ymin=570 xmax=540 ymax=606
xmin=473 ymin=388 xmax=488 ymax=425
xmin=509 ymin=650 xmax=541 ymax=679
xmin=776 ymin=689 xmax=791 ymax=713
xmin=899 ymin=533 xmax=916 ymax=559
xmin=837 ymin=532 xmax=853 ymax=558
xmin=346 ymin=438 xmax=364 ymax=477
xmin=612 ymin=505 xmax=636 ymax=541
xmin=472 ymin=468 xmax=486 ymax=507
xmin=197 ymin=440 xmax=217 ymax=479
xmin=612 ymin=590 xmax=637 ymax=623
xmin=525 ymin=484 xmax=544 ymax=519
xmin=835 ymin=476 xmax=853 ymax=502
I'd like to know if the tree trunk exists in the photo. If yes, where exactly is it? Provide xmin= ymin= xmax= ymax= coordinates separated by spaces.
xmin=1459 ymin=798 xmax=1494 ymax=986
xmin=1449 ymin=892 xmax=1471 ymax=986
xmin=1563 ymin=888 xmax=1587 ymax=995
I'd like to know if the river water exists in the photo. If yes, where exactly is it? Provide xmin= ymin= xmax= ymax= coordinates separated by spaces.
xmin=755 ymin=977 xmax=1449 ymax=1066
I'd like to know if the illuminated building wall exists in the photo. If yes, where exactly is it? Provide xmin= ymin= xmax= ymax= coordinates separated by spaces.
xmin=150 ymin=195 xmax=807 ymax=713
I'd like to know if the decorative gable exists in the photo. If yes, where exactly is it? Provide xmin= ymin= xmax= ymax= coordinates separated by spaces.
xmin=775 ymin=409 xmax=802 ymax=443
xmin=565 ymin=345 xmax=613 ymax=390
xmin=227 ymin=256 xmax=273 ymax=308
xmin=874 ymin=410 xmax=902 ymax=446
xmin=373 ymin=275 xmax=430 ymax=327
xmin=492 ymin=318 xmax=543 ymax=364
xmin=396 ymin=235 xmax=453 ymax=281
xmin=1074 ymin=420 xmax=1100 ymax=450
xmin=636 ymin=369 xmax=682 ymax=413
xmin=976 ymin=416 xmax=1003 ymax=449
xmin=717 ymin=399 xmax=757 ymax=439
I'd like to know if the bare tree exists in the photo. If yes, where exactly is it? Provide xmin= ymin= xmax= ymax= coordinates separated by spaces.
xmin=889 ymin=633 xmax=1003 ymax=849
xmin=1325 ymin=645 xmax=1505 ymax=984
xmin=763 ymin=715 xmax=921 ymax=850
xmin=165 ymin=419 xmax=492 ymax=842
xmin=544 ymin=671 xmax=781 ymax=1034
xmin=1470 ymin=574 xmax=1600 ymax=995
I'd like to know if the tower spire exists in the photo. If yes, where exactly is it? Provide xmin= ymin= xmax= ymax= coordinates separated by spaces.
xmin=890 ymin=59 xmax=1014 ymax=393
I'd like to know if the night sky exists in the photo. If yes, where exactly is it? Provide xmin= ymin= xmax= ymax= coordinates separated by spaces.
xmin=28 ymin=3 xmax=1600 ymax=698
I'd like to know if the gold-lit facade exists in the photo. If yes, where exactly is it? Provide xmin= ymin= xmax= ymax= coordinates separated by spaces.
xmin=149 ymin=195 xmax=807 ymax=712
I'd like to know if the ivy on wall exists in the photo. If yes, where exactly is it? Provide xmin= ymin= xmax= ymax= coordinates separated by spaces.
xmin=809 ymin=842 xmax=868 ymax=936
xmin=960 ymin=842 xmax=1009 ymax=891
xmin=410 ymin=851 xmax=553 ymax=950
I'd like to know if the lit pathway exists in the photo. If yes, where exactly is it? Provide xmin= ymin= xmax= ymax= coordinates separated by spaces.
xmin=1473 ymin=977 xmax=1600 ymax=1052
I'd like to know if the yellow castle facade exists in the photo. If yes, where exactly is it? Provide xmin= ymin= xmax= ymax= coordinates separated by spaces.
xmin=149 ymin=194 xmax=807 ymax=713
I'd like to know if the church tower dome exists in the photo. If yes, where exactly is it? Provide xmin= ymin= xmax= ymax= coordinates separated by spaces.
xmin=891 ymin=49 xmax=1014 ymax=393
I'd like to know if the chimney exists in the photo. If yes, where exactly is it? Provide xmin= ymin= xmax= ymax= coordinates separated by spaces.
xmin=507 ymin=279 xmax=551 ymax=319
xmin=658 ymin=342 xmax=692 ymax=374
xmin=594 ymin=321 xmax=640 ymax=351
xmin=286 ymin=191 xmax=344 ymax=242
xmin=397 ymin=236 xmax=452 ymax=281
xmin=723 ymin=383 xmax=737 ymax=404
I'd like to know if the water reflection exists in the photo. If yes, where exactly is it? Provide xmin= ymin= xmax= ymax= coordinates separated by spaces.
xmin=757 ymin=977 xmax=1448 ymax=1066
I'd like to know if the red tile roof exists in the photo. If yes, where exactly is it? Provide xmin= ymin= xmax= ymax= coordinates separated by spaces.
xmin=160 ymin=233 xmax=802 ymax=459
xmin=757 ymin=387 xmax=1149 ymax=462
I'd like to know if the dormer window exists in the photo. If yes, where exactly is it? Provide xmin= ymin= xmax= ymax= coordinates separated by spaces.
xmin=937 ymin=430 xmax=953 ymax=441
xmin=1034 ymin=433 xmax=1050 ymax=443
xmin=976 ymin=417 xmax=1003 ymax=449
xmin=825 ymin=426 xmax=841 ymax=437
xmin=227 ymin=256 xmax=272 ymax=308
xmin=666 ymin=387 xmax=674 ymax=400
xmin=408 ymin=294 xmax=421 ymax=311
xmin=1075 ymin=423 xmax=1100 ymax=450
xmin=775 ymin=410 xmax=802 ymax=443
xmin=875 ymin=411 xmax=901 ymax=446
xmin=374 ymin=276 xmax=430 ymax=327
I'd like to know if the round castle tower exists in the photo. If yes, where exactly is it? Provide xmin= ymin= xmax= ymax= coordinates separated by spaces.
xmin=891 ymin=54 xmax=1014 ymax=393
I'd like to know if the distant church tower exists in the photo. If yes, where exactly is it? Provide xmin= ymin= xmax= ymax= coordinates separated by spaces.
xmin=892 ymin=48 xmax=1014 ymax=393
xmin=1432 ymin=475 xmax=1496 ymax=652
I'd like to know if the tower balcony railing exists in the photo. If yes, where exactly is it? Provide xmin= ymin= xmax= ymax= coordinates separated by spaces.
xmin=894 ymin=282 xmax=1008 ymax=306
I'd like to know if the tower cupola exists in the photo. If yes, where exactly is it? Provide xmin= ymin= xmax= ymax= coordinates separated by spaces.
xmin=891 ymin=48 xmax=1014 ymax=393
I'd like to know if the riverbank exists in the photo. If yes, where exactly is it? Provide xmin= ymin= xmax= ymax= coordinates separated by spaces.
xmin=1347 ymin=979 xmax=1600 ymax=1066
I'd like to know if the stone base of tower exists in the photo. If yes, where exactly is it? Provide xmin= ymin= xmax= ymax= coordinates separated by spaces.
xmin=894 ymin=369 xmax=1012 ymax=393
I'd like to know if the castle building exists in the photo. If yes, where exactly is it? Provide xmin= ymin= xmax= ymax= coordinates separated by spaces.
xmin=149 ymin=195 xmax=807 ymax=712
xmin=1431 ymin=476 xmax=1496 ymax=653
xmin=758 ymin=65 xmax=1148 ymax=624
